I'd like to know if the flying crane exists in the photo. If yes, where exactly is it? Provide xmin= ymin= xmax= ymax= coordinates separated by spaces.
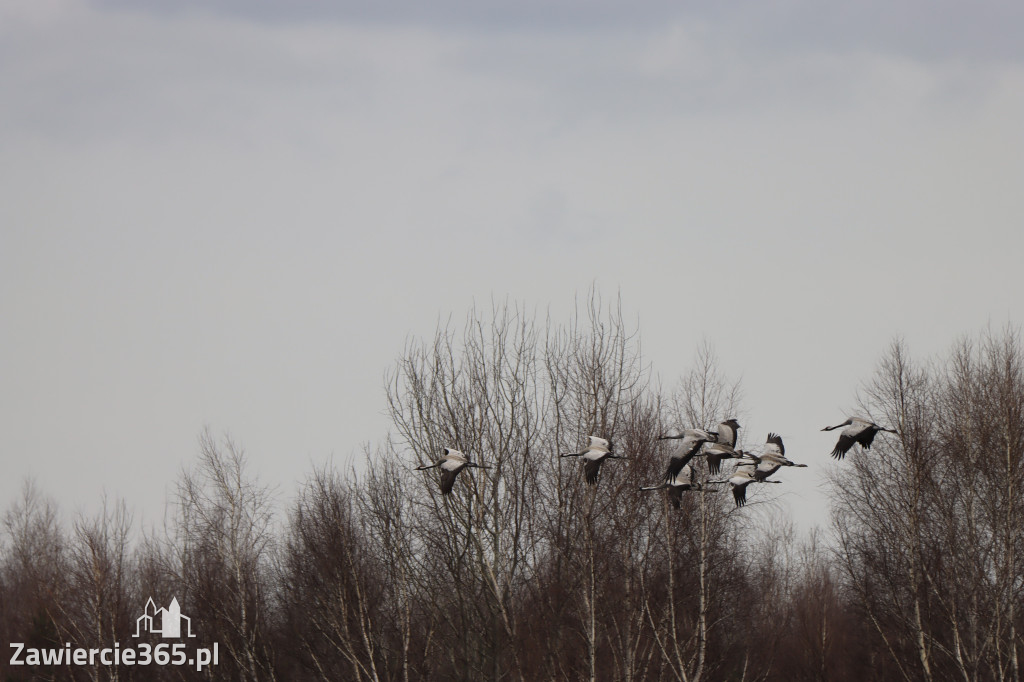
xmin=657 ymin=429 xmax=715 ymax=479
xmin=726 ymin=463 xmax=781 ymax=507
xmin=415 ymin=448 xmax=490 ymax=495
xmin=710 ymin=418 xmax=741 ymax=448
xmin=639 ymin=464 xmax=704 ymax=508
xmin=742 ymin=433 xmax=808 ymax=480
xmin=822 ymin=417 xmax=897 ymax=459
xmin=561 ymin=436 xmax=623 ymax=485
xmin=704 ymin=441 xmax=745 ymax=475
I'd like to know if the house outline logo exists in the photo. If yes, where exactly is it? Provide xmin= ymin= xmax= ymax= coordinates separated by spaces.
xmin=133 ymin=597 xmax=196 ymax=638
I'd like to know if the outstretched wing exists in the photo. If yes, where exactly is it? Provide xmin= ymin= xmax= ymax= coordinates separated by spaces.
xmin=831 ymin=435 xmax=856 ymax=459
xmin=732 ymin=483 xmax=749 ymax=507
xmin=718 ymin=420 xmax=739 ymax=448
xmin=666 ymin=450 xmax=697 ymax=480
xmin=705 ymin=443 xmax=738 ymax=475
xmin=856 ymin=428 xmax=879 ymax=449
xmin=443 ymin=447 xmax=468 ymax=461
xmin=765 ymin=433 xmax=785 ymax=456
xmin=706 ymin=452 xmax=725 ymax=475
xmin=584 ymin=458 xmax=603 ymax=485
xmin=666 ymin=436 xmax=705 ymax=479
xmin=439 ymin=466 xmax=464 ymax=495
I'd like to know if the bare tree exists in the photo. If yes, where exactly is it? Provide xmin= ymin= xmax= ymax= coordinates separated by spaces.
xmin=933 ymin=329 xmax=1024 ymax=682
xmin=541 ymin=291 xmax=649 ymax=682
xmin=280 ymin=465 xmax=390 ymax=681
xmin=830 ymin=331 xmax=1024 ymax=682
xmin=57 ymin=496 xmax=135 ymax=682
xmin=8 ymin=303 xmax=1019 ymax=682
xmin=644 ymin=340 xmax=744 ymax=682
xmin=386 ymin=300 xmax=546 ymax=681
xmin=170 ymin=429 xmax=278 ymax=682
xmin=0 ymin=482 xmax=67 ymax=682
xmin=831 ymin=340 xmax=941 ymax=681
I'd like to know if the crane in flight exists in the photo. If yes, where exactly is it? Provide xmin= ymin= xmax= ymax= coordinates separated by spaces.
xmin=822 ymin=417 xmax=897 ymax=459
xmin=416 ymin=448 xmax=490 ymax=495
xmin=561 ymin=435 xmax=623 ymax=485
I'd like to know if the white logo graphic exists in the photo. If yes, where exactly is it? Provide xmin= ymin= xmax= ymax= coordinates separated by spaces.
xmin=133 ymin=598 xmax=195 ymax=638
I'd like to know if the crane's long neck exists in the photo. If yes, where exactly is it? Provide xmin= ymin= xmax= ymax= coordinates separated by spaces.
xmin=823 ymin=419 xmax=853 ymax=431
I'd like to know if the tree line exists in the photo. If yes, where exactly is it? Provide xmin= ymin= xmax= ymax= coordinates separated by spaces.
xmin=2 ymin=297 xmax=1022 ymax=681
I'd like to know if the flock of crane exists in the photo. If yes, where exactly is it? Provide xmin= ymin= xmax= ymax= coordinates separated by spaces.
xmin=416 ymin=416 xmax=897 ymax=507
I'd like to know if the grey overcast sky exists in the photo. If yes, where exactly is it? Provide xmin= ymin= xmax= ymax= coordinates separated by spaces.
xmin=2 ymin=0 xmax=1022 ymax=530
